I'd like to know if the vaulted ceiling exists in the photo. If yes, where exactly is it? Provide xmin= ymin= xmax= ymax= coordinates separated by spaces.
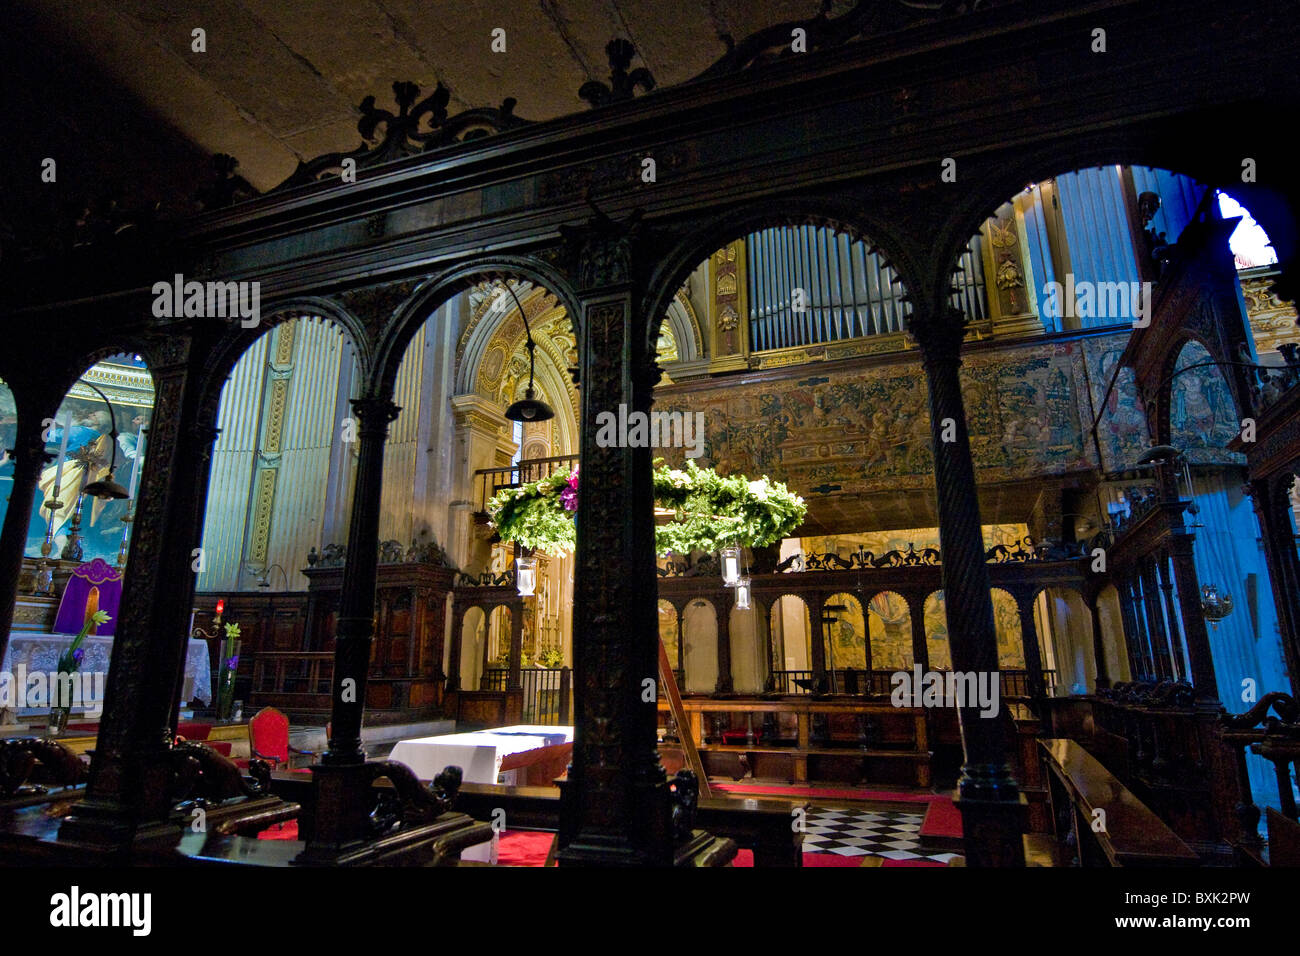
xmin=14 ymin=0 xmax=858 ymax=193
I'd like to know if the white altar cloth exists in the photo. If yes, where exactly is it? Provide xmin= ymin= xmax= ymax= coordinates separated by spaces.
xmin=388 ymin=725 xmax=573 ymax=784
xmin=1 ymin=634 xmax=212 ymax=714
xmin=388 ymin=725 xmax=573 ymax=863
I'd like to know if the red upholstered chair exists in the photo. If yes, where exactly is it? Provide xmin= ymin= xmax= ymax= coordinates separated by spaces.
xmin=174 ymin=721 xmax=232 ymax=758
xmin=237 ymin=707 xmax=315 ymax=771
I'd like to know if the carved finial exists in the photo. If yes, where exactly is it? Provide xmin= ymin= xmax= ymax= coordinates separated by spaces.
xmin=578 ymin=39 xmax=656 ymax=108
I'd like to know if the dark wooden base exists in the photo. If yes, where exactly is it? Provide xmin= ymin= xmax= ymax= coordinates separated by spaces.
xmin=180 ymin=811 xmax=493 ymax=867
xmin=675 ymin=830 xmax=738 ymax=867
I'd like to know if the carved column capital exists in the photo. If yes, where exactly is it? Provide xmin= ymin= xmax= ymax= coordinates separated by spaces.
xmin=350 ymin=396 xmax=401 ymax=433
xmin=908 ymin=305 xmax=968 ymax=367
xmin=561 ymin=209 xmax=646 ymax=294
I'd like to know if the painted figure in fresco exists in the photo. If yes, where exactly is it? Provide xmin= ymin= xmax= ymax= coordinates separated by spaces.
xmin=1174 ymin=373 xmax=1219 ymax=445
xmin=34 ymin=408 xmax=115 ymax=551
xmin=1096 ymin=349 xmax=1148 ymax=461
xmin=0 ymin=387 xmax=16 ymax=473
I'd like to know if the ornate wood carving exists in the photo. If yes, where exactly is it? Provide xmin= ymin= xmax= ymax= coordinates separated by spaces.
xmin=277 ymin=82 xmax=530 ymax=191
xmin=579 ymin=40 xmax=656 ymax=109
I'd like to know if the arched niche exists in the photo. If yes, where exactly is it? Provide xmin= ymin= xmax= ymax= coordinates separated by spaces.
xmin=1169 ymin=339 xmax=1242 ymax=462
xmin=644 ymin=203 xmax=914 ymax=365
xmin=1036 ymin=586 xmax=1093 ymax=695
xmin=991 ymin=587 xmax=1025 ymax=668
xmin=768 ymin=594 xmax=810 ymax=691
xmin=682 ymin=598 xmax=718 ymax=694
xmin=198 ymin=315 xmax=359 ymax=593
xmin=23 ymin=354 xmax=155 ymax=572
xmin=728 ymin=602 xmax=764 ymax=694
xmin=1095 ymin=584 xmax=1132 ymax=683
xmin=824 ymin=592 xmax=867 ymax=691
xmin=454 ymin=280 xmax=579 ymax=457
xmin=484 ymin=605 xmax=512 ymax=676
xmin=866 ymin=590 xmax=912 ymax=671
xmin=460 ymin=606 xmax=487 ymax=691
xmin=924 ymin=591 xmax=951 ymax=670
xmin=924 ymin=588 xmax=1024 ymax=669
xmin=657 ymin=599 xmax=680 ymax=673
xmin=655 ymin=287 xmax=706 ymax=379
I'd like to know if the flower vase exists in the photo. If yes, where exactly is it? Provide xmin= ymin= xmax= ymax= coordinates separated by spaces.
xmin=216 ymin=670 xmax=235 ymax=722
xmin=47 ymin=707 xmax=71 ymax=737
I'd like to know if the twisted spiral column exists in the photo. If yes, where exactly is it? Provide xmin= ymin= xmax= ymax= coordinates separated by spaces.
xmin=911 ymin=305 xmax=1025 ymax=867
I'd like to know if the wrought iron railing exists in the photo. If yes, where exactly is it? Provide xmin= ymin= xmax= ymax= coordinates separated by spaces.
xmin=480 ymin=667 xmax=572 ymax=725
xmin=475 ymin=454 xmax=579 ymax=515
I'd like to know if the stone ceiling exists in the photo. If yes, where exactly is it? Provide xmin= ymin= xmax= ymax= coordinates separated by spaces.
xmin=16 ymin=0 xmax=859 ymax=193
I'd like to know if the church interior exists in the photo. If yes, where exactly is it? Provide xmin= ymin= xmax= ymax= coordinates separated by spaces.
xmin=2 ymin=0 xmax=1300 ymax=889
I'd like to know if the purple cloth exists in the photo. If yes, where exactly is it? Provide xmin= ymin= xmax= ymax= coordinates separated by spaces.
xmin=52 ymin=558 xmax=122 ymax=636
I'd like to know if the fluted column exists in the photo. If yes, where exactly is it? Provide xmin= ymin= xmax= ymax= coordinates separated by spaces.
xmin=0 ymin=414 xmax=52 ymax=664
xmin=323 ymin=396 xmax=400 ymax=765
xmin=910 ymin=305 xmax=1024 ymax=867
xmin=1247 ymin=476 xmax=1300 ymax=696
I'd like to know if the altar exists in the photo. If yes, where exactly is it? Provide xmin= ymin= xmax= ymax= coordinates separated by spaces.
xmin=388 ymin=725 xmax=574 ymax=786
xmin=388 ymin=725 xmax=574 ymax=863
xmin=1 ymin=633 xmax=212 ymax=717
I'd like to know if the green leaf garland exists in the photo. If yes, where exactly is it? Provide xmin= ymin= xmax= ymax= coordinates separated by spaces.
xmin=488 ymin=460 xmax=806 ymax=555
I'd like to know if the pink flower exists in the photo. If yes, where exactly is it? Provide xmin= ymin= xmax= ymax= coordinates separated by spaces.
xmin=560 ymin=469 xmax=579 ymax=512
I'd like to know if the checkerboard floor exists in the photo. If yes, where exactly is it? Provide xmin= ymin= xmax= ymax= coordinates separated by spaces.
xmin=802 ymin=807 xmax=962 ymax=863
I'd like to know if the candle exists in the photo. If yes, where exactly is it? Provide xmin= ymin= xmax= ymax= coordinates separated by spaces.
xmin=216 ymin=598 xmax=226 ymax=617
xmin=126 ymin=426 xmax=145 ymax=499
xmin=51 ymin=414 xmax=71 ymax=492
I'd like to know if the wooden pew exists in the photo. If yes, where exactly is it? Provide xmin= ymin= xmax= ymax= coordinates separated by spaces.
xmin=1039 ymin=738 xmax=1197 ymax=867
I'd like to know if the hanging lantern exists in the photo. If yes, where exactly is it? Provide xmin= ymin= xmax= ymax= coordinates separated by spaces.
xmin=735 ymin=576 xmax=752 ymax=610
xmin=516 ymin=555 xmax=537 ymax=597
xmin=1200 ymin=584 xmax=1234 ymax=628
xmin=720 ymin=545 xmax=741 ymax=587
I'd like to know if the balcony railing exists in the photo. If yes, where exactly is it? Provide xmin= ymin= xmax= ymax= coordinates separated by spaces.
xmin=475 ymin=454 xmax=579 ymax=516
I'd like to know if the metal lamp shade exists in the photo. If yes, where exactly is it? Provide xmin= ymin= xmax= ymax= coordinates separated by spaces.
xmin=720 ymin=546 xmax=741 ymax=587
xmin=516 ymin=556 xmax=538 ymax=596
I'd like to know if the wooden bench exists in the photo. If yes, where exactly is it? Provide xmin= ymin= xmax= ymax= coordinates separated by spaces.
xmin=1039 ymin=738 xmax=1197 ymax=867
xmin=658 ymin=697 xmax=930 ymax=787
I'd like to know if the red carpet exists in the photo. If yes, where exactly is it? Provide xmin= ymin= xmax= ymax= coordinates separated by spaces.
xmin=882 ymin=858 xmax=947 ymax=867
xmin=496 ymin=830 xmax=554 ymax=867
xmin=712 ymin=783 xmax=944 ymax=804
xmin=257 ymin=820 xmax=299 ymax=840
xmin=919 ymin=795 xmax=963 ymax=846
xmin=731 ymin=849 xmax=863 ymax=867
